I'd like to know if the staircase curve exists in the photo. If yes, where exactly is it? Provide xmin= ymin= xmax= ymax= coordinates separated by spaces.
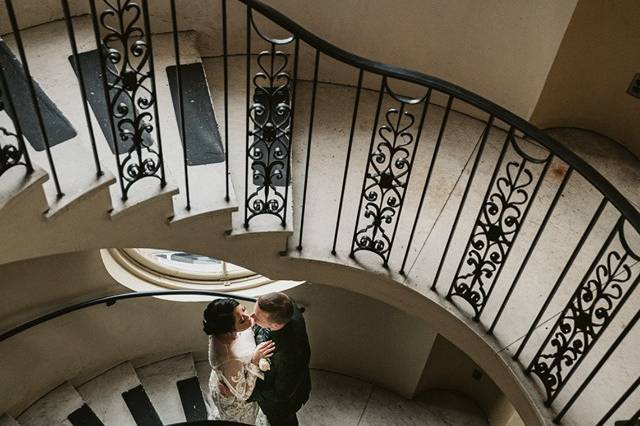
xmin=0 ymin=0 xmax=639 ymax=425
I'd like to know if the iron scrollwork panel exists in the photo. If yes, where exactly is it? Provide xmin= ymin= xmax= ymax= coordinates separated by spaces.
xmin=447 ymin=135 xmax=551 ymax=318
xmin=528 ymin=219 xmax=640 ymax=404
xmin=0 ymin=128 xmax=28 ymax=177
xmin=351 ymin=81 xmax=429 ymax=266
xmin=0 ymin=80 xmax=29 ymax=177
xmin=95 ymin=0 xmax=162 ymax=199
xmin=246 ymin=15 xmax=295 ymax=226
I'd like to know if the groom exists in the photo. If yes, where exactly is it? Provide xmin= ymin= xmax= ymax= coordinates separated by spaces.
xmin=249 ymin=292 xmax=311 ymax=426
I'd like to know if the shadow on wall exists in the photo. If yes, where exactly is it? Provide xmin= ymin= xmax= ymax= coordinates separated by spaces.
xmin=416 ymin=335 xmax=522 ymax=425
xmin=530 ymin=0 xmax=640 ymax=159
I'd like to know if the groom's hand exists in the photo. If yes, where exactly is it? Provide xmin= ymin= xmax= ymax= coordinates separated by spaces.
xmin=218 ymin=381 xmax=231 ymax=397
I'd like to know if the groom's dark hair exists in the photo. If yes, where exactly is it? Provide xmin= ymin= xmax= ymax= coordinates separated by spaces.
xmin=258 ymin=292 xmax=293 ymax=325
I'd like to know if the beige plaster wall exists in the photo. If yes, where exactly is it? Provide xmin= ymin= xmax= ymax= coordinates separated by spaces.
xmin=1 ymin=0 xmax=576 ymax=120
xmin=531 ymin=0 xmax=640 ymax=159
xmin=286 ymin=283 xmax=436 ymax=399
xmin=0 ymin=250 xmax=436 ymax=414
xmin=417 ymin=335 xmax=519 ymax=425
xmin=259 ymin=0 xmax=577 ymax=119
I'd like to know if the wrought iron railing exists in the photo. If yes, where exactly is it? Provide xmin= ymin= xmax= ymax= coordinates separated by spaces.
xmin=0 ymin=290 xmax=256 ymax=342
xmin=0 ymin=0 xmax=639 ymax=424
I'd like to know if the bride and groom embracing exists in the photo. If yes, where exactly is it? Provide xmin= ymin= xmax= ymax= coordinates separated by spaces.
xmin=202 ymin=292 xmax=311 ymax=426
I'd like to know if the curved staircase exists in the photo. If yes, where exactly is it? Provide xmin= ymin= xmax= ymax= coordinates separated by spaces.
xmin=0 ymin=1 xmax=639 ymax=425
xmin=1 ymin=360 xmax=488 ymax=426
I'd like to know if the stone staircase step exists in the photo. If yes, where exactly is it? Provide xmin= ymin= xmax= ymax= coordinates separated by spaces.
xmin=76 ymin=362 xmax=141 ymax=426
xmin=0 ymin=166 xmax=48 ymax=213
xmin=194 ymin=359 xmax=216 ymax=420
xmin=1 ymin=15 xmax=240 ymax=227
xmin=0 ymin=40 xmax=76 ymax=151
xmin=176 ymin=377 xmax=208 ymax=422
xmin=1 ymin=18 xmax=116 ymax=211
xmin=152 ymin=32 xmax=238 ymax=222
xmin=135 ymin=353 xmax=198 ymax=424
xmin=45 ymin=171 xmax=115 ymax=221
xmin=0 ymin=414 xmax=20 ymax=426
xmin=17 ymin=382 xmax=84 ymax=426
xmin=67 ymin=404 xmax=104 ymax=426
xmin=166 ymin=63 xmax=225 ymax=167
xmin=121 ymin=385 xmax=162 ymax=426
xmin=109 ymin=178 xmax=179 ymax=220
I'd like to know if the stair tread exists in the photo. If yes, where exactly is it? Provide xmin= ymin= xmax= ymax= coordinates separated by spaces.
xmin=45 ymin=171 xmax=116 ymax=220
xmin=17 ymin=382 xmax=84 ymax=426
xmin=77 ymin=362 xmax=141 ymax=426
xmin=67 ymin=404 xmax=104 ymax=426
xmin=0 ymin=414 xmax=21 ymax=426
xmin=176 ymin=377 xmax=208 ymax=422
xmin=150 ymin=32 xmax=238 ymax=222
xmin=121 ymin=385 xmax=162 ymax=426
xmin=1 ymin=19 xmax=117 ymax=208
xmin=0 ymin=166 xmax=48 ymax=212
xmin=136 ymin=353 xmax=197 ymax=425
xmin=193 ymin=360 xmax=215 ymax=419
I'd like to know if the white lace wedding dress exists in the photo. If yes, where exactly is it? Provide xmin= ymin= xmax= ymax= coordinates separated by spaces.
xmin=207 ymin=328 xmax=269 ymax=425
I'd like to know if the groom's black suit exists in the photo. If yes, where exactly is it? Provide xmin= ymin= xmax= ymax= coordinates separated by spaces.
xmin=249 ymin=303 xmax=311 ymax=426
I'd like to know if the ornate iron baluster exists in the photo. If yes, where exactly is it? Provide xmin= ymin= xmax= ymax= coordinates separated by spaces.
xmin=92 ymin=0 xmax=163 ymax=201
xmin=0 ymin=64 xmax=32 ymax=177
xmin=446 ymin=135 xmax=552 ymax=319
xmin=350 ymin=79 xmax=430 ymax=267
xmin=0 ymin=128 xmax=28 ymax=177
xmin=527 ymin=218 xmax=640 ymax=405
xmin=554 ymin=308 xmax=640 ymax=422
xmin=245 ymin=10 xmax=295 ymax=226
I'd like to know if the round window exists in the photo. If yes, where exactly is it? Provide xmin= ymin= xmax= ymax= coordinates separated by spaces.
xmin=107 ymin=248 xmax=272 ymax=292
xmin=129 ymin=248 xmax=255 ymax=281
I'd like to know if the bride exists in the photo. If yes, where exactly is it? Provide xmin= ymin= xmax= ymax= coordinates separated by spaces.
xmin=203 ymin=298 xmax=275 ymax=425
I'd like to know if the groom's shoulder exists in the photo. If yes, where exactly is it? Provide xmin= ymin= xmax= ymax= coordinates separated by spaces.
xmin=291 ymin=303 xmax=308 ymax=328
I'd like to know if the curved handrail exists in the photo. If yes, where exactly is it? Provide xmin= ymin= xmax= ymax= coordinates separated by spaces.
xmin=0 ymin=290 xmax=256 ymax=342
xmin=240 ymin=0 xmax=640 ymax=234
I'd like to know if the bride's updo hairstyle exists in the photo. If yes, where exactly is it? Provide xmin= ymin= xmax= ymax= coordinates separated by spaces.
xmin=203 ymin=298 xmax=240 ymax=336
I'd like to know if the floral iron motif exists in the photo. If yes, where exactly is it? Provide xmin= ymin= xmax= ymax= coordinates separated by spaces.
xmin=528 ymin=219 xmax=640 ymax=405
xmin=95 ymin=0 xmax=162 ymax=200
xmin=351 ymin=80 xmax=429 ymax=266
xmin=0 ymin=128 xmax=27 ymax=177
xmin=447 ymin=135 xmax=551 ymax=319
xmin=245 ymin=13 xmax=294 ymax=226
xmin=0 ymin=72 xmax=30 ymax=177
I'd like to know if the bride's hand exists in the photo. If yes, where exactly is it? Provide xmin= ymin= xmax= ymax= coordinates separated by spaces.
xmin=251 ymin=340 xmax=276 ymax=365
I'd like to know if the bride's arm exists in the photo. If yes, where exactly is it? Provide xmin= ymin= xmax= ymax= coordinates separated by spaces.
xmin=216 ymin=360 xmax=261 ymax=401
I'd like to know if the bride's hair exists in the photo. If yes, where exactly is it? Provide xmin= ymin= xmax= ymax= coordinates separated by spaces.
xmin=203 ymin=298 xmax=240 ymax=335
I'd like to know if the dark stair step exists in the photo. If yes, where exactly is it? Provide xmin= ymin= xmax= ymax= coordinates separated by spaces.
xmin=122 ymin=384 xmax=163 ymax=426
xmin=67 ymin=403 xmax=105 ymax=426
xmin=168 ymin=421 xmax=250 ymax=425
xmin=177 ymin=376 xmax=208 ymax=422
xmin=68 ymin=49 xmax=154 ymax=155
xmin=0 ymin=41 xmax=76 ymax=151
xmin=166 ymin=63 xmax=225 ymax=166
